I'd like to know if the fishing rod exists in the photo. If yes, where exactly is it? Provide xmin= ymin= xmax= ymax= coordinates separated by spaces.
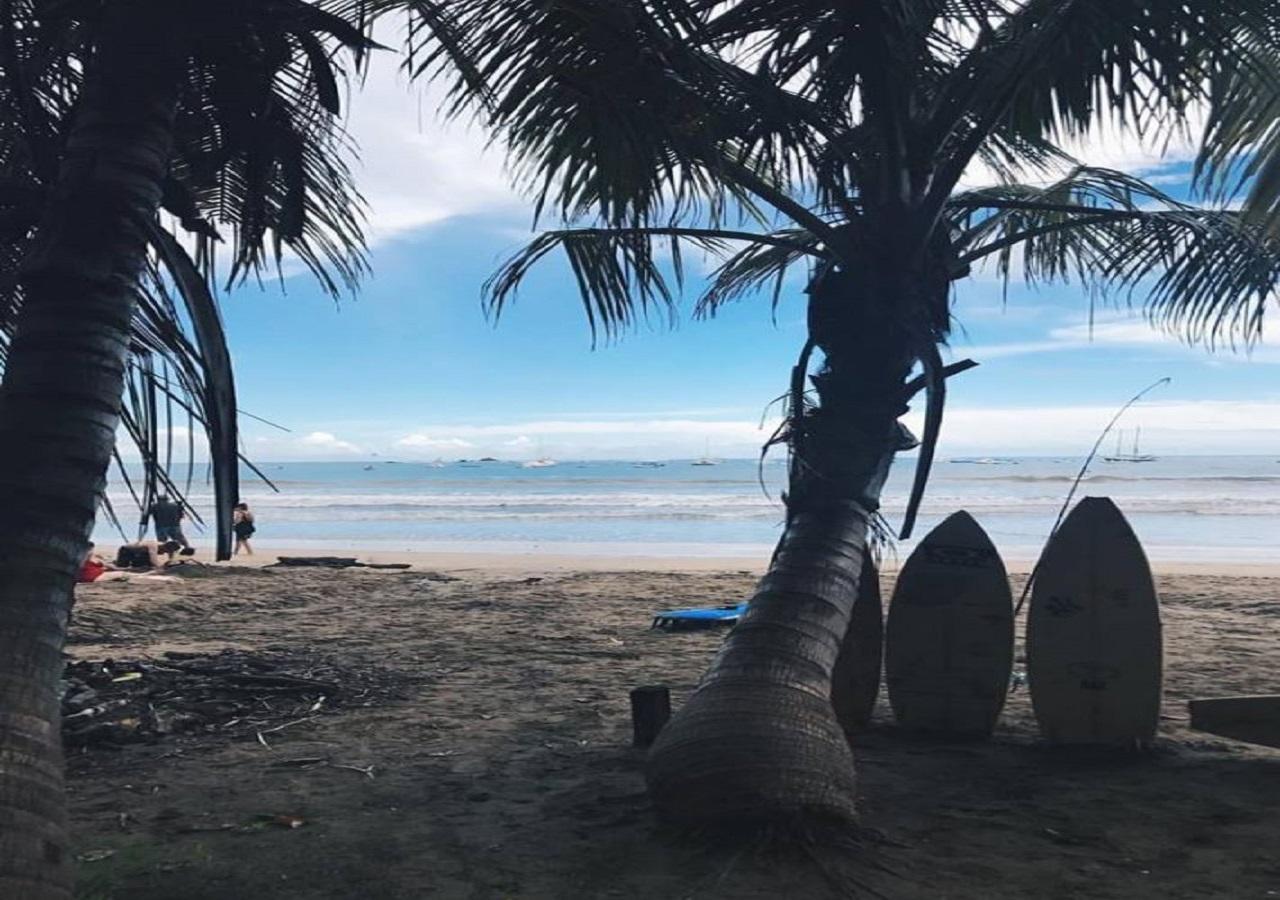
xmin=1012 ymin=376 xmax=1171 ymax=617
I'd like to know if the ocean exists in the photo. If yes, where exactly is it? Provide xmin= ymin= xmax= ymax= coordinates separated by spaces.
xmin=98 ymin=455 xmax=1280 ymax=564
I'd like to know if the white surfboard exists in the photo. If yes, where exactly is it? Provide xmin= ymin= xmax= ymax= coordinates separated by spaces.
xmin=832 ymin=555 xmax=882 ymax=732
xmin=1029 ymin=497 xmax=1162 ymax=745
xmin=885 ymin=511 xmax=1014 ymax=737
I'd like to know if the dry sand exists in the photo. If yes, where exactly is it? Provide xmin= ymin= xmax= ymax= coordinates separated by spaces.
xmin=65 ymin=556 xmax=1280 ymax=899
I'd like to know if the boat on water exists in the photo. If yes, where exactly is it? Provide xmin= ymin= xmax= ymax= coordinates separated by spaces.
xmin=522 ymin=457 xmax=557 ymax=469
xmin=634 ymin=461 xmax=665 ymax=468
xmin=691 ymin=440 xmax=720 ymax=466
xmin=1103 ymin=428 xmax=1156 ymax=463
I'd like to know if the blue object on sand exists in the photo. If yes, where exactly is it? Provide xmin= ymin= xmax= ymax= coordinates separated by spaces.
xmin=651 ymin=603 xmax=747 ymax=631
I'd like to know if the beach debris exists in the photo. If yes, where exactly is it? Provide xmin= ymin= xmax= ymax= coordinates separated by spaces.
xmin=76 ymin=849 xmax=117 ymax=863
xmin=252 ymin=814 xmax=306 ymax=830
xmin=61 ymin=649 xmax=410 ymax=753
xmin=415 ymin=571 xmax=460 ymax=583
xmin=329 ymin=763 xmax=376 ymax=778
xmin=270 ymin=757 xmax=327 ymax=768
xmin=269 ymin=556 xmax=410 ymax=570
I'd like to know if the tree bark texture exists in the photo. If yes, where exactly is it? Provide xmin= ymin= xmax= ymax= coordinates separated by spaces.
xmin=0 ymin=6 xmax=184 ymax=896
xmin=646 ymin=263 xmax=921 ymax=827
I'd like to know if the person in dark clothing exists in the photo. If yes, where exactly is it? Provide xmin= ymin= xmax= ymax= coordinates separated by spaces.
xmin=148 ymin=494 xmax=190 ymax=550
xmin=233 ymin=502 xmax=256 ymax=556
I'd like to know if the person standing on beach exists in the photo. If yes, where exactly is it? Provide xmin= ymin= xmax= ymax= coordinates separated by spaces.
xmin=148 ymin=494 xmax=191 ymax=552
xmin=233 ymin=502 xmax=256 ymax=556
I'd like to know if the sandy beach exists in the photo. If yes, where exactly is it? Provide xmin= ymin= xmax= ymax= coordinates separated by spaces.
xmin=64 ymin=554 xmax=1280 ymax=899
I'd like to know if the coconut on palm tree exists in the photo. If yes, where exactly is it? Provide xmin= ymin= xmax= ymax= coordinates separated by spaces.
xmin=0 ymin=2 xmax=372 ymax=894
xmin=431 ymin=0 xmax=1280 ymax=829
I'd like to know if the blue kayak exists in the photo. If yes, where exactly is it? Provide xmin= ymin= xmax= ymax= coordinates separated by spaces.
xmin=652 ymin=603 xmax=747 ymax=631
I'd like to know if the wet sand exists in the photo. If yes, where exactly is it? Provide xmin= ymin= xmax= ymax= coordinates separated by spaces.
xmin=66 ymin=560 xmax=1280 ymax=898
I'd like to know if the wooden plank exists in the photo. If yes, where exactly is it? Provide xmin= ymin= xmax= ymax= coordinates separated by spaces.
xmin=1188 ymin=696 xmax=1280 ymax=749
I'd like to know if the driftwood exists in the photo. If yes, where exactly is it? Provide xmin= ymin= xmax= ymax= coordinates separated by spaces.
xmin=269 ymin=556 xmax=411 ymax=570
xmin=61 ymin=649 xmax=408 ymax=751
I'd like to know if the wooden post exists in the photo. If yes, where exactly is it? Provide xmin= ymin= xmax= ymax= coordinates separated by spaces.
xmin=630 ymin=686 xmax=671 ymax=748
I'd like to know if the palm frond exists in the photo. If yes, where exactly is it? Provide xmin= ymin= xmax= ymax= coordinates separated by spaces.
xmin=695 ymin=227 xmax=825 ymax=316
xmin=1195 ymin=14 xmax=1280 ymax=231
xmin=921 ymin=0 xmax=1273 ymax=212
xmin=952 ymin=167 xmax=1280 ymax=346
xmin=145 ymin=225 xmax=239 ymax=560
xmin=486 ymin=226 xmax=824 ymax=341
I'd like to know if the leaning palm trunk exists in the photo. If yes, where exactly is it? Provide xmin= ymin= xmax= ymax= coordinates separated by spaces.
xmin=0 ymin=7 xmax=185 ymax=896
xmin=646 ymin=266 xmax=922 ymax=825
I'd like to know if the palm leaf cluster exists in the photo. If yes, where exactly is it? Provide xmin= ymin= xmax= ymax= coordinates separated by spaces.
xmin=429 ymin=0 xmax=1280 ymax=535
xmin=0 ymin=0 xmax=373 ymax=556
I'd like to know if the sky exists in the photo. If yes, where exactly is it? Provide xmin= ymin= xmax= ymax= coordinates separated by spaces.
xmin=208 ymin=47 xmax=1280 ymax=463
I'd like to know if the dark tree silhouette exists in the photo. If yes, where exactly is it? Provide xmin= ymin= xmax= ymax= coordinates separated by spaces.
xmin=0 ymin=2 xmax=371 ymax=894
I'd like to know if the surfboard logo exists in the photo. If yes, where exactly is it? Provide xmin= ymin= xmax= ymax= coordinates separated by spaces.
xmin=1046 ymin=594 xmax=1083 ymax=617
xmin=922 ymin=544 xmax=997 ymax=568
xmin=1066 ymin=661 xmax=1121 ymax=690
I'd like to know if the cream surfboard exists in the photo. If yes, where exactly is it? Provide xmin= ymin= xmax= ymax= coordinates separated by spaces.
xmin=1029 ymin=497 xmax=1162 ymax=745
xmin=832 ymin=555 xmax=883 ymax=732
xmin=885 ymin=511 xmax=1014 ymax=737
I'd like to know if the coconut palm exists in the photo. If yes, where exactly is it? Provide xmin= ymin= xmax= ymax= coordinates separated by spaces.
xmin=433 ymin=0 xmax=1280 ymax=829
xmin=0 ymin=2 xmax=372 ymax=895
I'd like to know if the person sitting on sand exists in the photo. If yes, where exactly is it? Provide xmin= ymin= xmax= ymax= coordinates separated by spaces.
xmin=78 ymin=543 xmax=178 ymax=584
xmin=113 ymin=539 xmax=184 ymax=571
xmin=232 ymin=502 xmax=255 ymax=556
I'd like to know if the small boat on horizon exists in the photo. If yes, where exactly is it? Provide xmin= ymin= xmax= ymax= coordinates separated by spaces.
xmin=1103 ymin=428 xmax=1156 ymax=463
xmin=634 ymin=461 xmax=666 ymax=468
xmin=522 ymin=457 xmax=557 ymax=469
xmin=691 ymin=439 xmax=720 ymax=466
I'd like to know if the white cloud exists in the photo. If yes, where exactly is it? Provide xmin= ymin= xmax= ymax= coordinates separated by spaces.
xmin=299 ymin=431 xmax=363 ymax=454
xmin=901 ymin=400 xmax=1280 ymax=456
xmin=952 ymin=311 xmax=1280 ymax=364
xmin=394 ymin=434 xmax=475 ymax=450
xmin=388 ymin=418 xmax=775 ymax=460
xmin=343 ymin=27 xmax=523 ymax=244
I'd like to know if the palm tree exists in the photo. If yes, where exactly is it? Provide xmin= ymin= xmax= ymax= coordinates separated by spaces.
xmin=0 ymin=2 xmax=371 ymax=895
xmin=435 ymin=0 xmax=1280 ymax=829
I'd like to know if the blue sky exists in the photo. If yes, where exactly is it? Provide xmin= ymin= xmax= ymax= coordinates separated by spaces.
xmin=211 ymin=56 xmax=1280 ymax=462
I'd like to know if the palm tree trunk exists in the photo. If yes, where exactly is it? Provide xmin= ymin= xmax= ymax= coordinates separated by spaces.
xmin=0 ymin=7 xmax=185 ymax=896
xmin=646 ymin=265 xmax=919 ymax=827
